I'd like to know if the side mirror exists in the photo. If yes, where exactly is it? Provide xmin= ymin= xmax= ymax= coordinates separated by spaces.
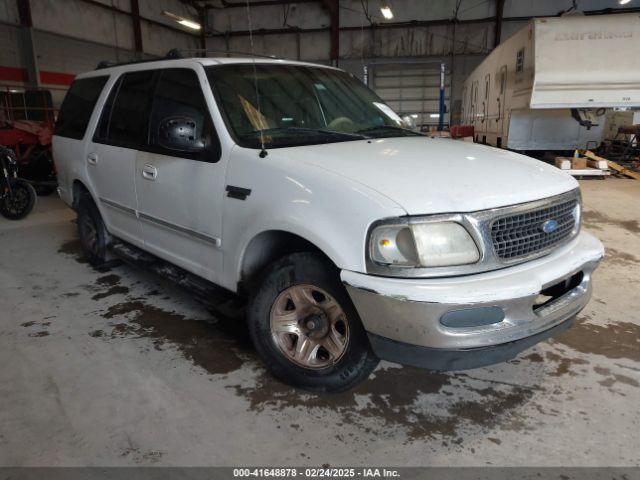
xmin=158 ymin=116 xmax=205 ymax=152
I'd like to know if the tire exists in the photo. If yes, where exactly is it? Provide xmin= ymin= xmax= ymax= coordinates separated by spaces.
xmin=248 ymin=252 xmax=379 ymax=393
xmin=0 ymin=180 xmax=37 ymax=220
xmin=77 ymin=192 xmax=112 ymax=267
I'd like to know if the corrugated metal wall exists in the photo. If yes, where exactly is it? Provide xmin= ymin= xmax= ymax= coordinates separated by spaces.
xmin=206 ymin=0 xmax=631 ymax=124
xmin=0 ymin=0 xmax=633 ymax=114
xmin=0 ymin=0 xmax=199 ymax=106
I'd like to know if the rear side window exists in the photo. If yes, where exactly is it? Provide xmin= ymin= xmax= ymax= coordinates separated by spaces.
xmin=55 ymin=76 xmax=108 ymax=140
xmin=95 ymin=70 xmax=156 ymax=147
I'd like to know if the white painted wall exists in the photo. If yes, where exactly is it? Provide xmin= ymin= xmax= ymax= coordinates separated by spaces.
xmin=209 ymin=2 xmax=330 ymax=32
xmin=138 ymin=0 xmax=194 ymax=25
xmin=30 ymin=0 xmax=135 ymax=51
xmin=206 ymin=0 xmax=631 ymax=60
xmin=0 ymin=23 xmax=22 ymax=69
xmin=0 ymin=0 xmax=200 ymax=106
xmin=0 ymin=1 xmax=197 ymax=70
xmin=141 ymin=21 xmax=199 ymax=57
xmin=34 ymin=29 xmax=138 ymax=74
xmin=0 ymin=0 xmax=20 ymax=24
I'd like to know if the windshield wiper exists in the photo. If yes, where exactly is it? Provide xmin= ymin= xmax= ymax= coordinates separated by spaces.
xmin=245 ymin=127 xmax=368 ymax=139
xmin=356 ymin=125 xmax=422 ymax=136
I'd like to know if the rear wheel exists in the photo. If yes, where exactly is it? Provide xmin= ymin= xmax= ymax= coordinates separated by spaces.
xmin=0 ymin=180 xmax=36 ymax=220
xmin=248 ymin=252 xmax=379 ymax=392
xmin=77 ymin=193 xmax=112 ymax=267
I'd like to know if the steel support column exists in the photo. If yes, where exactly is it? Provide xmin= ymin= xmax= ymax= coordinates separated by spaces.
xmin=494 ymin=0 xmax=505 ymax=47
xmin=198 ymin=7 xmax=207 ymax=51
xmin=16 ymin=0 xmax=39 ymax=87
xmin=130 ymin=0 xmax=143 ymax=55
xmin=323 ymin=0 xmax=339 ymax=66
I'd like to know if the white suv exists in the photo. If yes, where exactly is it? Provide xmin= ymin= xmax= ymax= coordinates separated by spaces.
xmin=53 ymin=56 xmax=604 ymax=392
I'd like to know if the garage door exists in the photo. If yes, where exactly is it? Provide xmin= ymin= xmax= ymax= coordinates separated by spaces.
xmin=372 ymin=63 xmax=450 ymax=129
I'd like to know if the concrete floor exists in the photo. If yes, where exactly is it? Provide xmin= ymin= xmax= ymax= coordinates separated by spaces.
xmin=0 ymin=179 xmax=639 ymax=467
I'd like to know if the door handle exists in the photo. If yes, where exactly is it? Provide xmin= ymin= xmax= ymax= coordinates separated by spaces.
xmin=87 ymin=153 xmax=98 ymax=165
xmin=141 ymin=164 xmax=157 ymax=181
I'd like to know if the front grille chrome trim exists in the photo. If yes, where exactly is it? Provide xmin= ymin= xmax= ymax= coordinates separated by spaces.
xmin=491 ymin=196 xmax=579 ymax=263
xmin=366 ymin=188 xmax=581 ymax=278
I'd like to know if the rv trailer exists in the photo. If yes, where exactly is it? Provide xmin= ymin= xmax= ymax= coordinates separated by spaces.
xmin=460 ymin=13 xmax=640 ymax=151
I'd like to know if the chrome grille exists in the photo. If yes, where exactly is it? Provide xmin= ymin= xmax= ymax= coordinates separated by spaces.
xmin=491 ymin=198 xmax=578 ymax=261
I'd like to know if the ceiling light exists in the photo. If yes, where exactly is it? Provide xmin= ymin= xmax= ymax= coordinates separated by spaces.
xmin=380 ymin=1 xmax=394 ymax=19
xmin=619 ymin=0 xmax=631 ymax=4
xmin=178 ymin=18 xmax=201 ymax=30
xmin=162 ymin=10 xmax=201 ymax=30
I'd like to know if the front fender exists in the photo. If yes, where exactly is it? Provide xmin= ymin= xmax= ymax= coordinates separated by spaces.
xmin=220 ymin=146 xmax=406 ymax=292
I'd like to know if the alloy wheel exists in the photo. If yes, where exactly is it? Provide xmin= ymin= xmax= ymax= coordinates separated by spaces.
xmin=270 ymin=284 xmax=350 ymax=369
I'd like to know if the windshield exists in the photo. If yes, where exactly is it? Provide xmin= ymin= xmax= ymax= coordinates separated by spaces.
xmin=206 ymin=64 xmax=420 ymax=149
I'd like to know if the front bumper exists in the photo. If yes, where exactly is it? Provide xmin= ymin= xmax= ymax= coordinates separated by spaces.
xmin=342 ymin=231 xmax=604 ymax=370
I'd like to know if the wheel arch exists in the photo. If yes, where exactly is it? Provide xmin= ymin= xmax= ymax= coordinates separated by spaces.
xmin=71 ymin=179 xmax=92 ymax=210
xmin=238 ymin=229 xmax=338 ymax=293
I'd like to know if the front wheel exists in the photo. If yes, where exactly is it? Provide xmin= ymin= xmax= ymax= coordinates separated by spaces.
xmin=248 ymin=252 xmax=379 ymax=393
xmin=0 ymin=180 xmax=36 ymax=220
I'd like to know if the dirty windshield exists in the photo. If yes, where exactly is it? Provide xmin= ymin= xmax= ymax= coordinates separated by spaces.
xmin=206 ymin=64 xmax=420 ymax=149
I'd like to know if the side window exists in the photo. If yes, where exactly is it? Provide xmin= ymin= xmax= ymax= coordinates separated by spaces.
xmin=149 ymin=68 xmax=220 ymax=161
xmin=95 ymin=69 xmax=155 ymax=147
xmin=55 ymin=76 xmax=108 ymax=140
xmin=516 ymin=48 xmax=525 ymax=73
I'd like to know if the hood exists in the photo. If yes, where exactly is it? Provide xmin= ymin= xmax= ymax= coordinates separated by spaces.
xmin=272 ymin=137 xmax=578 ymax=215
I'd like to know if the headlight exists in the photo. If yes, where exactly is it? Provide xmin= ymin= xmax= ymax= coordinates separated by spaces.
xmin=370 ymin=225 xmax=418 ymax=266
xmin=369 ymin=221 xmax=479 ymax=268
xmin=411 ymin=222 xmax=480 ymax=267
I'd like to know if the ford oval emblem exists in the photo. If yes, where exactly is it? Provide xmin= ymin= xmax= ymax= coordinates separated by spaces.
xmin=541 ymin=219 xmax=558 ymax=234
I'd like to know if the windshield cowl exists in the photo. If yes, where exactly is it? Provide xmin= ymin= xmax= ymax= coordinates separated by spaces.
xmin=356 ymin=125 xmax=423 ymax=138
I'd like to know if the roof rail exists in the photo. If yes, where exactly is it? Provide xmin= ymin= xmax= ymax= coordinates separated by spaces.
xmin=95 ymin=48 xmax=288 ymax=70
xmin=172 ymin=48 xmax=284 ymax=60
xmin=95 ymin=49 xmax=184 ymax=70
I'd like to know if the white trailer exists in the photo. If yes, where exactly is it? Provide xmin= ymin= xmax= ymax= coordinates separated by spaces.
xmin=460 ymin=13 xmax=640 ymax=151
